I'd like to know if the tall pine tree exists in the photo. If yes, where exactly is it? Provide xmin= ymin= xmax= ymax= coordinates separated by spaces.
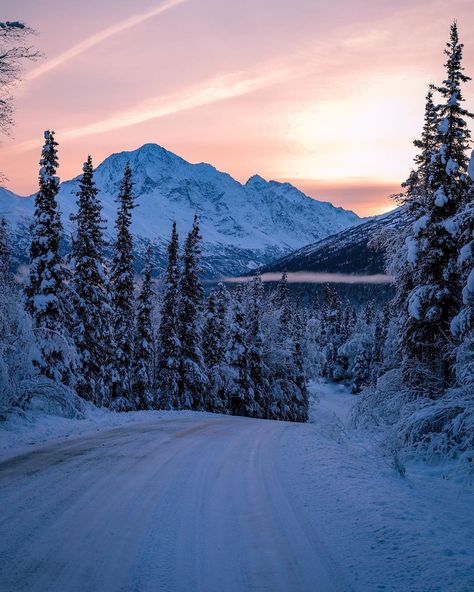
xmin=404 ymin=22 xmax=473 ymax=393
xmin=451 ymin=154 xmax=474 ymax=387
xmin=156 ymin=222 xmax=181 ymax=409
xmin=132 ymin=245 xmax=155 ymax=409
xmin=389 ymin=90 xmax=439 ymax=387
xmin=70 ymin=156 xmax=112 ymax=404
xmin=290 ymin=308 xmax=309 ymax=422
xmin=202 ymin=287 xmax=228 ymax=413
xmin=178 ymin=214 xmax=208 ymax=410
xmin=227 ymin=285 xmax=253 ymax=417
xmin=110 ymin=163 xmax=136 ymax=410
xmin=247 ymin=275 xmax=269 ymax=418
xmin=24 ymin=131 xmax=73 ymax=383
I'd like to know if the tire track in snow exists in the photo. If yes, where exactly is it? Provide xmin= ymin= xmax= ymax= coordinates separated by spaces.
xmin=0 ymin=415 xmax=349 ymax=592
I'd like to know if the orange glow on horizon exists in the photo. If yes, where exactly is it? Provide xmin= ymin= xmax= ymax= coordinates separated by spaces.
xmin=0 ymin=0 xmax=473 ymax=218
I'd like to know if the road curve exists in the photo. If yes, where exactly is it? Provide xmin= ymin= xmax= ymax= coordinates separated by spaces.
xmin=0 ymin=414 xmax=351 ymax=592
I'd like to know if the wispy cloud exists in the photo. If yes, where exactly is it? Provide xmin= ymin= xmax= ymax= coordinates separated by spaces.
xmin=11 ymin=67 xmax=292 ymax=153
xmin=26 ymin=0 xmax=187 ymax=82
xmin=226 ymin=272 xmax=393 ymax=284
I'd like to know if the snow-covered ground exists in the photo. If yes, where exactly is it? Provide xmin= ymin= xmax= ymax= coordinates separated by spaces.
xmin=0 ymin=384 xmax=473 ymax=592
xmin=302 ymin=382 xmax=474 ymax=592
xmin=0 ymin=404 xmax=208 ymax=462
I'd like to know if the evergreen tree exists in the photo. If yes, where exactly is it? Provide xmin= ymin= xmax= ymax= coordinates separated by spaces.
xmin=451 ymin=157 xmax=474 ymax=387
xmin=403 ymin=90 xmax=439 ymax=212
xmin=0 ymin=217 xmax=9 ymax=288
xmin=227 ymin=285 xmax=254 ymax=417
xmin=373 ymin=306 xmax=389 ymax=372
xmin=247 ymin=275 xmax=269 ymax=418
xmin=387 ymin=90 xmax=440 ymax=387
xmin=202 ymin=285 xmax=228 ymax=413
xmin=0 ymin=217 xmax=12 ymax=341
xmin=156 ymin=222 xmax=181 ymax=409
xmin=110 ymin=163 xmax=136 ymax=410
xmin=203 ymin=290 xmax=218 ymax=368
xmin=70 ymin=156 xmax=112 ymax=404
xmin=404 ymin=22 xmax=473 ymax=393
xmin=276 ymin=270 xmax=292 ymax=330
xmin=352 ymin=345 xmax=371 ymax=394
xmin=320 ymin=286 xmax=343 ymax=378
xmin=24 ymin=131 xmax=73 ymax=383
xmin=178 ymin=214 xmax=208 ymax=410
xmin=290 ymin=308 xmax=309 ymax=422
xmin=132 ymin=245 xmax=155 ymax=409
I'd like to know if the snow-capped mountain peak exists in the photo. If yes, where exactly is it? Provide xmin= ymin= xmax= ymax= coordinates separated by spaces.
xmin=1 ymin=143 xmax=361 ymax=277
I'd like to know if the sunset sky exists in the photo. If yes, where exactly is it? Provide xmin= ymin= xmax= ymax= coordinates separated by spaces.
xmin=1 ymin=0 xmax=474 ymax=216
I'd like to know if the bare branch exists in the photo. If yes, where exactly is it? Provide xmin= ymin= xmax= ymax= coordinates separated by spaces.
xmin=0 ymin=19 xmax=41 ymax=180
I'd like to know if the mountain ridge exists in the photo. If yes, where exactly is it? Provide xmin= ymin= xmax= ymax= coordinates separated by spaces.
xmin=0 ymin=142 xmax=362 ymax=277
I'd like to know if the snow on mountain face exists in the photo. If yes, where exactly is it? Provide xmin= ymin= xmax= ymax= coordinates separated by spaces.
xmin=0 ymin=143 xmax=360 ymax=277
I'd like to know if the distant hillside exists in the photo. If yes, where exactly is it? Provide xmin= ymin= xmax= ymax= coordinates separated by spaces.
xmin=260 ymin=208 xmax=403 ymax=276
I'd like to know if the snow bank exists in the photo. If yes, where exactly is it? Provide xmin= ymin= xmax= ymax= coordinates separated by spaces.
xmin=0 ymin=397 xmax=210 ymax=461
xmin=352 ymin=371 xmax=474 ymax=481
xmin=294 ymin=380 xmax=474 ymax=591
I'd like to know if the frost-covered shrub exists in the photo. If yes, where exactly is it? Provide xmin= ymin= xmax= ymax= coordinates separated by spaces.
xmin=0 ymin=271 xmax=80 ymax=419
xmin=16 ymin=377 xmax=87 ymax=419
xmin=352 ymin=369 xmax=406 ymax=428
xmin=353 ymin=369 xmax=474 ymax=475
xmin=338 ymin=333 xmax=372 ymax=372
xmin=0 ymin=286 xmax=41 ymax=410
xmin=393 ymin=387 xmax=474 ymax=468
xmin=269 ymin=379 xmax=306 ymax=422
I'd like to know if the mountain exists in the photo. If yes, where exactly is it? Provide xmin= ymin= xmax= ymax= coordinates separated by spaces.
xmin=0 ymin=143 xmax=360 ymax=277
xmin=260 ymin=207 xmax=403 ymax=276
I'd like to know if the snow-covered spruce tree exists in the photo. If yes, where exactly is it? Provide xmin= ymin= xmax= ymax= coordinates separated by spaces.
xmin=406 ymin=90 xmax=438 ymax=210
xmin=177 ymin=214 xmax=208 ymax=410
xmin=351 ymin=346 xmax=372 ymax=394
xmin=247 ymin=275 xmax=269 ymax=419
xmin=372 ymin=304 xmax=389 ymax=377
xmin=110 ymin=163 xmax=136 ymax=410
xmin=0 ymin=216 xmax=8 ymax=285
xmin=276 ymin=270 xmax=292 ymax=330
xmin=132 ymin=245 xmax=155 ymax=410
xmin=202 ymin=283 xmax=229 ymax=413
xmin=384 ymin=90 xmax=439 ymax=388
xmin=24 ymin=131 xmax=74 ymax=384
xmin=289 ymin=307 xmax=309 ymax=422
xmin=214 ymin=282 xmax=230 ymax=409
xmin=202 ymin=289 xmax=218 ymax=407
xmin=268 ymin=273 xmax=302 ymax=420
xmin=402 ymin=22 xmax=473 ymax=394
xmin=70 ymin=156 xmax=112 ymax=405
xmin=451 ymin=154 xmax=474 ymax=387
xmin=156 ymin=222 xmax=181 ymax=409
xmin=226 ymin=285 xmax=254 ymax=417
xmin=320 ymin=286 xmax=343 ymax=379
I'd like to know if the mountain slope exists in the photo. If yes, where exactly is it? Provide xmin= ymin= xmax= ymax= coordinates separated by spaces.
xmin=260 ymin=208 xmax=403 ymax=276
xmin=0 ymin=144 xmax=360 ymax=277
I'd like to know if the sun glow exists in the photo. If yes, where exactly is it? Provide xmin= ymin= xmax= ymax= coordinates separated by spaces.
xmin=283 ymin=75 xmax=423 ymax=183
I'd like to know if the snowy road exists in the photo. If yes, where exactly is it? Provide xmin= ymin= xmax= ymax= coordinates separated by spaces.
xmin=0 ymin=414 xmax=350 ymax=592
